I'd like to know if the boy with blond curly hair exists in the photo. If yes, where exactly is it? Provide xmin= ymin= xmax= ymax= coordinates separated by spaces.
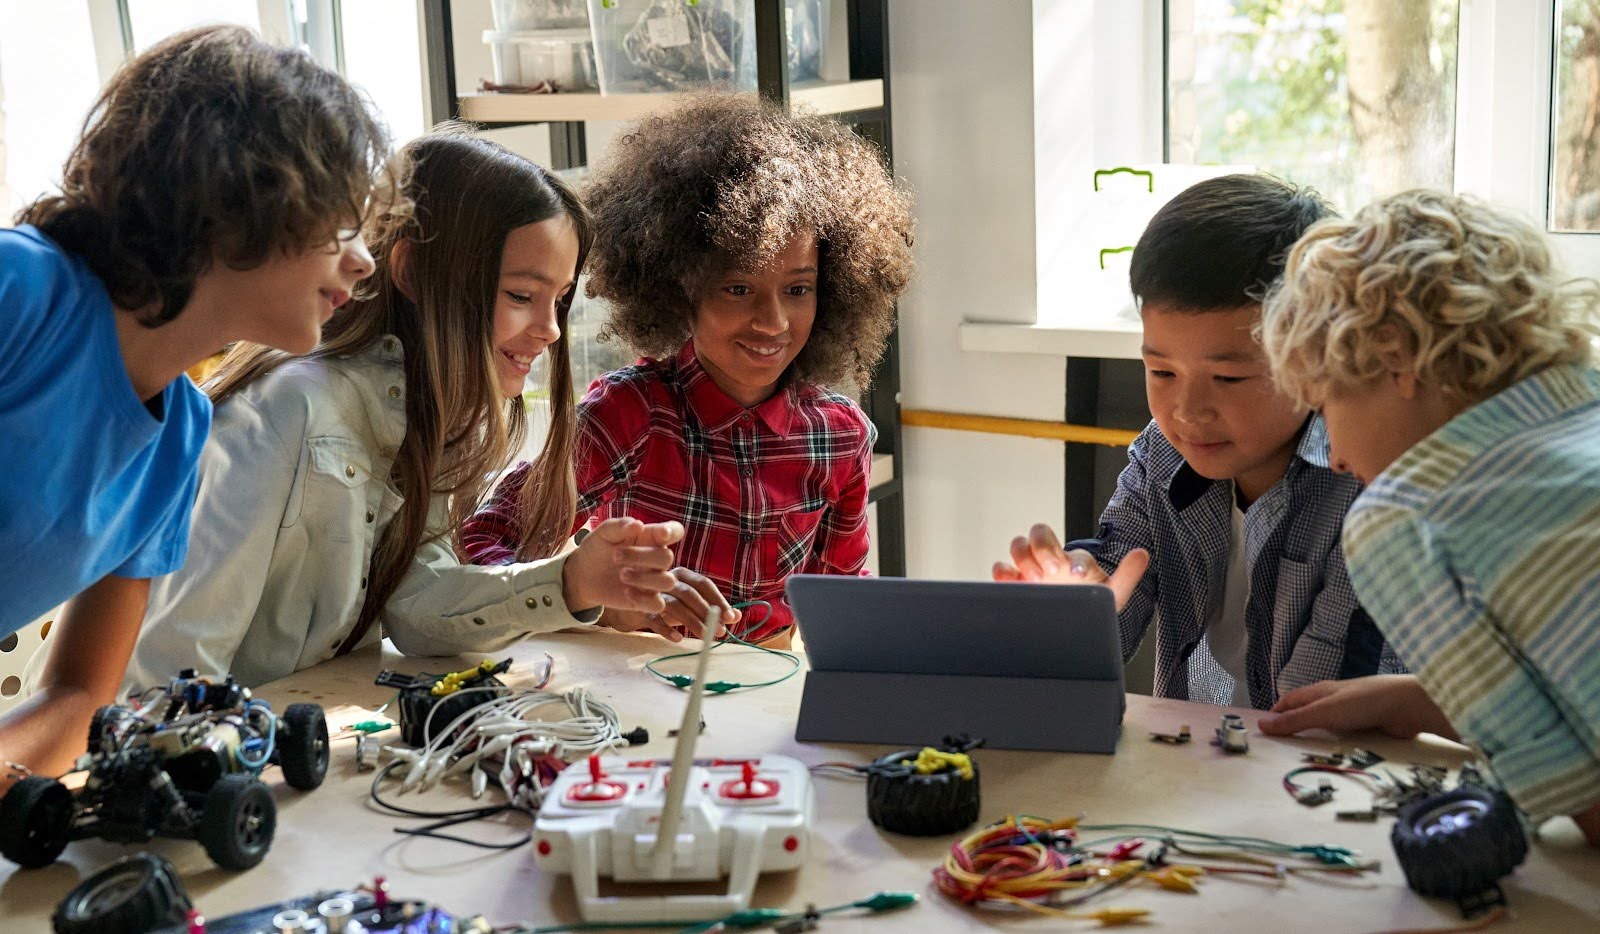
xmin=1258 ymin=189 xmax=1600 ymax=846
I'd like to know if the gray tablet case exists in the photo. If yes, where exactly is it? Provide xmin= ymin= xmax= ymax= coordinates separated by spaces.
xmin=788 ymin=575 xmax=1125 ymax=753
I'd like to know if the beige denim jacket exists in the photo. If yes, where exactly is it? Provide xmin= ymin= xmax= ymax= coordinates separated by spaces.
xmin=124 ymin=337 xmax=595 ymax=690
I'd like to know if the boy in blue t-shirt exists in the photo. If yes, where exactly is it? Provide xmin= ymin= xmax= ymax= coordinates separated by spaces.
xmin=0 ymin=25 xmax=392 ymax=782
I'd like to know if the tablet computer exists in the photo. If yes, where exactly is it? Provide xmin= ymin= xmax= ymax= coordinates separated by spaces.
xmin=788 ymin=575 xmax=1125 ymax=753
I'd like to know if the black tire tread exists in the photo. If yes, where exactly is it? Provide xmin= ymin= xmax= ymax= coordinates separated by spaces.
xmin=0 ymin=776 xmax=74 ymax=869
xmin=1391 ymin=786 xmax=1528 ymax=898
xmin=866 ymin=750 xmax=981 ymax=837
xmin=197 ymin=774 xmax=276 ymax=870
xmin=277 ymin=703 xmax=329 ymax=791
xmin=51 ymin=853 xmax=192 ymax=934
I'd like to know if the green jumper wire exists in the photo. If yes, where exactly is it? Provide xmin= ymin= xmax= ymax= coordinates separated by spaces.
xmin=517 ymin=891 xmax=918 ymax=934
xmin=644 ymin=601 xmax=801 ymax=694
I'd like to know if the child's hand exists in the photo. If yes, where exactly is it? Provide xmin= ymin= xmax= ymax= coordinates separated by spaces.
xmin=562 ymin=517 xmax=687 ymax=616
xmin=1259 ymin=674 xmax=1458 ymax=740
xmin=594 ymin=568 xmax=740 ymax=643
xmin=991 ymin=523 xmax=1149 ymax=612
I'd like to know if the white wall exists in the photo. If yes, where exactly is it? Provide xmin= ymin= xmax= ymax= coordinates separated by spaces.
xmin=889 ymin=0 xmax=1064 ymax=580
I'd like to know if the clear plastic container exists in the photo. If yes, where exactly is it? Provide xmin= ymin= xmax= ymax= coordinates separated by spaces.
xmin=585 ymin=0 xmax=826 ymax=94
xmin=483 ymin=28 xmax=599 ymax=92
xmin=492 ymin=0 xmax=590 ymax=31
xmin=786 ymin=0 xmax=827 ymax=82
xmin=586 ymin=0 xmax=756 ymax=93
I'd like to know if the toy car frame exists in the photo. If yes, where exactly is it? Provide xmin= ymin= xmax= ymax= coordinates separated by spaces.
xmin=0 ymin=669 xmax=329 ymax=871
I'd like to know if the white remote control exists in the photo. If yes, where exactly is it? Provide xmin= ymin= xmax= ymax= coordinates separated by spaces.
xmin=532 ymin=608 xmax=815 ymax=923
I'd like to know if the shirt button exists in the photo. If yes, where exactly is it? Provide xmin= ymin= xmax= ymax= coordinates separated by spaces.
xmin=365 ymin=510 xmax=375 ymax=523
xmin=472 ymin=616 xmax=487 ymax=626
xmin=345 ymin=465 xmax=356 ymax=478
xmin=526 ymin=597 xmax=538 ymax=610
xmin=388 ymin=386 xmax=401 ymax=398
xmin=543 ymin=595 xmax=553 ymax=607
xmin=740 ymin=467 xmax=753 ymax=477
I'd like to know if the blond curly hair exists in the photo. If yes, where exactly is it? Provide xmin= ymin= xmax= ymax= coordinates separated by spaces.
xmin=1260 ymin=189 xmax=1599 ymax=407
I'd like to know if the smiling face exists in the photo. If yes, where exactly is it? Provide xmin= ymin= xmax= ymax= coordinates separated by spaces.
xmin=490 ymin=216 xmax=581 ymax=399
xmin=690 ymin=233 xmax=819 ymax=408
xmin=1141 ymin=303 xmax=1311 ymax=503
xmin=209 ymin=228 xmax=375 ymax=354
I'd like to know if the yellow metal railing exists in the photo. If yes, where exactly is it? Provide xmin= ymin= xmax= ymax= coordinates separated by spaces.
xmin=901 ymin=410 xmax=1138 ymax=448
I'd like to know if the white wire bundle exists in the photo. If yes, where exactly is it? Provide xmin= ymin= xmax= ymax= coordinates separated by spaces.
xmin=380 ymin=685 xmax=624 ymax=800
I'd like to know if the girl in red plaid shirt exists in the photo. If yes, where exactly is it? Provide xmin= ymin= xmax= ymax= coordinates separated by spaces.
xmin=463 ymin=95 xmax=916 ymax=644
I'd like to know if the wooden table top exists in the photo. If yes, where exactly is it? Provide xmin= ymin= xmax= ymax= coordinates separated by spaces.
xmin=2 ymin=629 xmax=1596 ymax=932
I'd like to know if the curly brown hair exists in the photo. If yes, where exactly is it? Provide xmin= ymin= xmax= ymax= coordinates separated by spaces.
xmin=18 ymin=24 xmax=392 ymax=328
xmin=584 ymin=94 xmax=915 ymax=389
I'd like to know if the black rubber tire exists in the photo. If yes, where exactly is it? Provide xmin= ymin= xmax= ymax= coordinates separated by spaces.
xmin=51 ymin=853 xmax=193 ymax=934
xmin=866 ymin=750 xmax=981 ymax=837
xmin=197 ymin=774 xmax=276 ymax=870
xmin=87 ymin=705 xmax=113 ymax=753
xmin=277 ymin=703 xmax=329 ymax=791
xmin=1391 ymin=785 xmax=1528 ymax=898
xmin=0 ymin=776 xmax=74 ymax=868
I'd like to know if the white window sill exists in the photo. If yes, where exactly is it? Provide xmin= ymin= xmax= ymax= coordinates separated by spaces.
xmin=958 ymin=320 xmax=1142 ymax=360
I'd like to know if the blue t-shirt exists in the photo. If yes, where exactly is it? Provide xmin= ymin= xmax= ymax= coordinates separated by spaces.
xmin=0 ymin=226 xmax=212 ymax=636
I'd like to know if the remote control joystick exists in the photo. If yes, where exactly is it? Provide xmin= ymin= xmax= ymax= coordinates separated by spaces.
xmin=719 ymin=762 xmax=779 ymax=800
xmin=565 ymin=756 xmax=628 ymax=804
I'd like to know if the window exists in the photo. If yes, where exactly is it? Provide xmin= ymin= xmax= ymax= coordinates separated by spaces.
xmin=1551 ymin=0 xmax=1600 ymax=232
xmin=124 ymin=0 xmax=262 ymax=52
xmin=1167 ymin=0 xmax=1460 ymax=214
xmin=339 ymin=0 xmax=427 ymax=143
xmin=0 ymin=5 xmax=104 ymax=222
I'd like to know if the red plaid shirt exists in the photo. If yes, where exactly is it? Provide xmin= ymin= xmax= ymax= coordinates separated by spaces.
xmin=462 ymin=343 xmax=875 ymax=640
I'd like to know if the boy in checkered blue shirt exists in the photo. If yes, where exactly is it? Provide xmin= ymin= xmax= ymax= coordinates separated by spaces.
xmin=996 ymin=174 xmax=1404 ymax=710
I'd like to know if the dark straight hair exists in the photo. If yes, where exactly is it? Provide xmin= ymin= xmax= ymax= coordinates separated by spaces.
xmin=1130 ymin=173 xmax=1333 ymax=312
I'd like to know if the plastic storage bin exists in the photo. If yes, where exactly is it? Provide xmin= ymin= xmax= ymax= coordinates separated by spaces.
xmin=585 ymin=0 xmax=826 ymax=94
xmin=483 ymin=28 xmax=599 ymax=91
xmin=492 ymin=0 xmax=590 ymax=31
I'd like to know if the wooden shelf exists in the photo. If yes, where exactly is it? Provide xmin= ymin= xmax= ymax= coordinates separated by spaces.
xmin=458 ymin=78 xmax=884 ymax=124
xmin=869 ymin=452 xmax=894 ymax=491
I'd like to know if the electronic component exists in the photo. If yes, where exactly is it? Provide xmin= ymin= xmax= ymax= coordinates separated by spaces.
xmin=1212 ymin=714 xmax=1248 ymax=754
xmin=375 ymin=658 xmax=513 ymax=746
xmin=1149 ymin=725 xmax=1192 ymax=744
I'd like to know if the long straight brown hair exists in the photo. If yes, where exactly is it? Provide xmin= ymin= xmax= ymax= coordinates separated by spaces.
xmin=207 ymin=129 xmax=591 ymax=643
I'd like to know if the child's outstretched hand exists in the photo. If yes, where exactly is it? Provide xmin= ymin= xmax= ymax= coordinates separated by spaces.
xmin=991 ymin=523 xmax=1149 ymax=612
xmin=593 ymin=568 xmax=741 ymax=643
xmin=561 ymin=518 xmax=739 ymax=642
xmin=1259 ymin=675 xmax=1458 ymax=740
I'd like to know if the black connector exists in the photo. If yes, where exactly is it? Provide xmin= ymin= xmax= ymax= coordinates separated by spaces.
xmin=622 ymin=727 xmax=649 ymax=746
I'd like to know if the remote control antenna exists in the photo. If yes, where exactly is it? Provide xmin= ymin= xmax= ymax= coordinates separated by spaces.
xmin=651 ymin=607 xmax=721 ymax=877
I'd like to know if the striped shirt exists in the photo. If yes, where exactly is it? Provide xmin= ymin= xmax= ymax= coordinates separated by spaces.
xmin=463 ymin=343 xmax=875 ymax=641
xmin=1074 ymin=417 xmax=1404 ymax=708
xmin=1343 ymin=364 xmax=1600 ymax=824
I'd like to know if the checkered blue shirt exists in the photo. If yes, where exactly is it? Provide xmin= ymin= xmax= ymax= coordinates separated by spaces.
xmin=1344 ymin=364 xmax=1600 ymax=824
xmin=1073 ymin=417 xmax=1405 ymax=708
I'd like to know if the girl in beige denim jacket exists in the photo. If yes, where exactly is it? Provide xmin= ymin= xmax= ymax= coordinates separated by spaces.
xmin=125 ymin=132 xmax=734 ymax=690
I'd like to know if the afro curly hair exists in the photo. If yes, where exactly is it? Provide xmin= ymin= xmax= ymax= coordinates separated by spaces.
xmin=584 ymin=94 xmax=915 ymax=390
